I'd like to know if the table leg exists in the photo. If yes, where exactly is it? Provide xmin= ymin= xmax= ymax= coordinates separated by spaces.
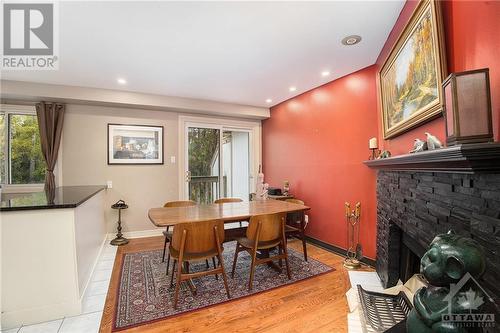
xmin=257 ymin=248 xmax=282 ymax=273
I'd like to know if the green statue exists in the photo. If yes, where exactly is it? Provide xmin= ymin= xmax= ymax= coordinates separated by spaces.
xmin=407 ymin=231 xmax=487 ymax=333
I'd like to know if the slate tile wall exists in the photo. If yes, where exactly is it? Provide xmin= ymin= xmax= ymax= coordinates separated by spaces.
xmin=376 ymin=171 xmax=500 ymax=299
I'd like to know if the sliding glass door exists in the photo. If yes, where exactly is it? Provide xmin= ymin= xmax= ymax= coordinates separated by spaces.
xmin=185 ymin=124 xmax=252 ymax=204
xmin=186 ymin=126 xmax=221 ymax=204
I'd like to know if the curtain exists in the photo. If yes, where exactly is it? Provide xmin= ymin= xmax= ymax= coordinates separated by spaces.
xmin=35 ymin=102 xmax=65 ymax=192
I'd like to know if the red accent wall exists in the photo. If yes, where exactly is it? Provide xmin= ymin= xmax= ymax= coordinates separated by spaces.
xmin=262 ymin=0 xmax=500 ymax=259
xmin=262 ymin=65 xmax=379 ymax=259
xmin=377 ymin=0 xmax=500 ymax=154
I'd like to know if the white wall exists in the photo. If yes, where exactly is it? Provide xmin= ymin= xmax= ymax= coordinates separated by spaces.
xmin=62 ymin=104 xmax=180 ymax=234
xmin=74 ymin=191 xmax=106 ymax=298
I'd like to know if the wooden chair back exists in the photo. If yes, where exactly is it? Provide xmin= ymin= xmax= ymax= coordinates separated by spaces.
xmin=285 ymin=198 xmax=305 ymax=205
xmin=214 ymin=198 xmax=243 ymax=204
xmin=246 ymin=212 xmax=286 ymax=242
xmin=163 ymin=200 xmax=197 ymax=208
xmin=171 ymin=220 xmax=224 ymax=254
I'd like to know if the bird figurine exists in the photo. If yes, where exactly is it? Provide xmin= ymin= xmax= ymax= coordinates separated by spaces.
xmin=425 ymin=132 xmax=443 ymax=150
xmin=410 ymin=139 xmax=428 ymax=153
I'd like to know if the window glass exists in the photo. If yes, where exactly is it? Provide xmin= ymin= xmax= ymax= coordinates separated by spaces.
xmin=9 ymin=114 xmax=45 ymax=184
xmin=0 ymin=114 xmax=5 ymax=183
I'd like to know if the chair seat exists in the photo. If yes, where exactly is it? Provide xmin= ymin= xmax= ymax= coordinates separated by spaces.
xmin=236 ymin=236 xmax=281 ymax=250
xmin=168 ymin=245 xmax=222 ymax=261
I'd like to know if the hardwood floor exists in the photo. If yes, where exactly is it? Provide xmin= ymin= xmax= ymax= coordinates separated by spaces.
xmin=99 ymin=237 xmax=373 ymax=333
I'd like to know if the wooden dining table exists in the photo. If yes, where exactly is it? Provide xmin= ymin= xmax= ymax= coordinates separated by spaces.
xmin=148 ymin=200 xmax=310 ymax=291
xmin=148 ymin=199 xmax=310 ymax=227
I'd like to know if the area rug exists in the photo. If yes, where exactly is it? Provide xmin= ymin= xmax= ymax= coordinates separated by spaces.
xmin=113 ymin=241 xmax=334 ymax=331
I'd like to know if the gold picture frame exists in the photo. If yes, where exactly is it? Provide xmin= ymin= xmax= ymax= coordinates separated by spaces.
xmin=380 ymin=0 xmax=447 ymax=139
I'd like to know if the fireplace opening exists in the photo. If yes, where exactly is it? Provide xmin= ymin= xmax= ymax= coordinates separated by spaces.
xmin=399 ymin=232 xmax=426 ymax=284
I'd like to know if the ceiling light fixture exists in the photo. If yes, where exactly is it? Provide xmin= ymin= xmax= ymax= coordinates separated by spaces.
xmin=266 ymin=99 xmax=272 ymax=104
xmin=117 ymin=78 xmax=127 ymax=85
xmin=341 ymin=35 xmax=362 ymax=46
xmin=321 ymin=71 xmax=330 ymax=77
xmin=289 ymin=86 xmax=297 ymax=92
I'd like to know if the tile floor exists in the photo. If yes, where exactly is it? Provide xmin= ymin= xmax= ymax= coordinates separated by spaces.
xmin=1 ymin=242 xmax=117 ymax=333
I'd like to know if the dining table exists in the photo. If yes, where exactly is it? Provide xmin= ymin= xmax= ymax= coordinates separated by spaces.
xmin=148 ymin=199 xmax=310 ymax=227
xmin=148 ymin=199 xmax=310 ymax=292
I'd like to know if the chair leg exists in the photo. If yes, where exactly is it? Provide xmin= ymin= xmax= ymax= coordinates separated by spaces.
xmin=170 ymin=260 xmax=176 ymax=287
xmin=300 ymin=218 xmax=308 ymax=261
xmin=212 ymin=257 xmax=218 ymax=280
xmin=166 ymin=253 xmax=171 ymax=275
xmin=231 ymin=243 xmax=240 ymax=278
xmin=248 ymin=248 xmax=257 ymax=291
xmin=301 ymin=233 xmax=308 ymax=262
xmin=283 ymin=242 xmax=292 ymax=280
xmin=162 ymin=236 xmax=168 ymax=263
xmin=205 ymin=259 xmax=209 ymax=269
xmin=173 ymin=259 xmax=183 ymax=309
xmin=278 ymin=245 xmax=283 ymax=267
xmin=218 ymin=253 xmax=231 ymax=299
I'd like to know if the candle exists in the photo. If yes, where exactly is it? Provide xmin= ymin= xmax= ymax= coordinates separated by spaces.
xmin=369 ymin=137 xmax=378 ymax=149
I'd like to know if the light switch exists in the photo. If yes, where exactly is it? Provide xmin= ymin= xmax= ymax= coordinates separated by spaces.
xmin=106 ymin=180 xmax=112 ymax=189
xmin=170 ymin=156 xmax=176 ymax=164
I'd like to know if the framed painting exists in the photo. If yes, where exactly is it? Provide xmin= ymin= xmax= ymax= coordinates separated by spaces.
xmin=107 ymin=124 xmax=163 ymax=165
xmin=379 ymin=0 xmax=446 ymax=139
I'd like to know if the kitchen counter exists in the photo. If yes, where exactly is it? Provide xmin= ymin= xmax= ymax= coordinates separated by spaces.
xmin=0 ymin=185 xmax=105 ymax=211
xmin=1 ymin=185 xmax=107 ymax=327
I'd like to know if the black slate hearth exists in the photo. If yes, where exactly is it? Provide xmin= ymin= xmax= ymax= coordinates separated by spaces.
xmin=376 ymin=171 xmax=500 ymax=302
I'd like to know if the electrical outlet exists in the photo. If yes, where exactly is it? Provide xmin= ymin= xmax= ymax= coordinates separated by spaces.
xmin=106 ymin=180 xmax=112 ymax=189
xmin=170 ymin=156 xmax=176 ymax=164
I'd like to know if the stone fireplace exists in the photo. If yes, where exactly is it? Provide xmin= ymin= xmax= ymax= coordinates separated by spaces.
xmin=365 ymin=143 xmax=500 ymax=302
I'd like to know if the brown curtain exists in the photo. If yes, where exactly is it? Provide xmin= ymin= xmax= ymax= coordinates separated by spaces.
xmin=36 ymin=102 xmax=65 ymax=191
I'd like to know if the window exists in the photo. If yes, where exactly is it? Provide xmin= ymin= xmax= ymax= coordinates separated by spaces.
xmin=0 ymin=106 xmax=45 ymax=185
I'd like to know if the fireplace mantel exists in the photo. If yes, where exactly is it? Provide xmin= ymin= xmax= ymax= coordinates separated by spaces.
xmin=364 ymin=142 xmax=500 ymax=173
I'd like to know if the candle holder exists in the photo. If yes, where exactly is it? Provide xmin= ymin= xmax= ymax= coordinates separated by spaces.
xmin=344 ymin=202 xmax=361 ymax=269
xmin=110 ymin=199 xmax=129 ymax=246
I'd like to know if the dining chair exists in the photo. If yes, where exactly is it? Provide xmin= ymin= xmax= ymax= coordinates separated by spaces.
xmin=231 ymin=212 xmax=291 ymax=291
xmin=214 ymin=197 xmax=243 ymax=204
xmin=161 ymin=200 xmax=197 ymax=275
xmin=169 ymin=219 xmax=231 ymax=309
xmin=284 ymin=198 xmax=308 ymax=261
xmin=214 ymin=197 xmax=248 ymax=242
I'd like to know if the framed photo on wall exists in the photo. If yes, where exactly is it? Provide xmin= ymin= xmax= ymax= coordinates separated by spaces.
xmin=379 ymin=0 xmax=447 ymax=139
xmin=107 ymin=124 xmax=164 ymax=165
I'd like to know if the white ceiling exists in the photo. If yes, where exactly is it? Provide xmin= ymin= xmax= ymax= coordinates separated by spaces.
xmin=1 ymin=1 xmax=405 ymax=108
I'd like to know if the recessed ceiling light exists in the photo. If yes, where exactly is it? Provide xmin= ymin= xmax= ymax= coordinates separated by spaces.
xmin=289 ymin=86 xmax=297 ymax=92
xmin=117 ymin=78 xmax=127 ymax=85
xmin=341 ymin=35 xmax=362 ymax=46
xmin=265 ymin=99 xmax=272 ymax=104
xmin=321 ymin=71 xmax=330 ymax=77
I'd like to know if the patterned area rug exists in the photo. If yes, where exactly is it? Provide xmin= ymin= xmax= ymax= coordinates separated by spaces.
xmin=113 ymin=241 xmax=333 ymax=331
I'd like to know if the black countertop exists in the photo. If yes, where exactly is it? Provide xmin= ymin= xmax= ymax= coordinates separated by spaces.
xmin=0 ymin=185 xmax=106 ymax=211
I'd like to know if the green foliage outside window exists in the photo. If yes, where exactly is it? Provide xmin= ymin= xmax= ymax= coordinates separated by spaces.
xmin=0 ymin=114 xmax=5 ymax=183
xmin=0 ymin=113 xmax=45 ymax=184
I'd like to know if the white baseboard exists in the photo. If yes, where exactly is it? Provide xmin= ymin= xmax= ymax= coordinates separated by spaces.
xmin=107 ymin=229 xmax=163 ymax=240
